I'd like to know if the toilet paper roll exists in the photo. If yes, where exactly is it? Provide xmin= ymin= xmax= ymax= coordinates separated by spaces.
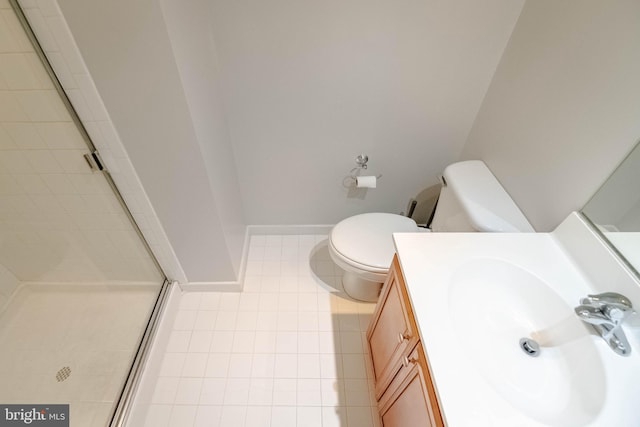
xmin=355 ymin=175 xmax=377 ymax=188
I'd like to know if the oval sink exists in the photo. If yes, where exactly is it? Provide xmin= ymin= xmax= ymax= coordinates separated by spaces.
xmin=448 ymin=258 xmax=606 ymax=426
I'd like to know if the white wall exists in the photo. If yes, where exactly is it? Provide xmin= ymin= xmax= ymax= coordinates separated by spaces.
xmin=583 ymin=142 xmax=640 ymax=230
xmin=0 ymin=263 xmax=19 ymax=311
xmin=461 ymin=0 xmax=640 ymax=231
xmin=57 ymin=0 xmax=244 ymax=282
xmin=620 ymin=204 xmax=640 ymax=231
xmin=159 ymin=0 xmax=246 ymax=278
xmin=209 ymin=0 xmax=524 ymax=224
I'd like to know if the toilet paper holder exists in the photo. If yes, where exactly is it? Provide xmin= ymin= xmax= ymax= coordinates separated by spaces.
xmin=348 ymin=154 xmax=382 ymax=186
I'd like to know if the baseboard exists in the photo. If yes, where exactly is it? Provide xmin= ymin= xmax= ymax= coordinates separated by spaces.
xmin=178 ymin=226 xmax=252 ymax=292
xmin=247 ymin=224 xmax=334 ymax=235
xmin=179 ymin=224 xmax=334 ymax=292
xmin=180 ymin=282 xmax=244 ymax=292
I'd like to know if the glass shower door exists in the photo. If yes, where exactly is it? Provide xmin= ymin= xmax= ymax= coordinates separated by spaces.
xmin=0 ymin=3 xmax=165 ymax=426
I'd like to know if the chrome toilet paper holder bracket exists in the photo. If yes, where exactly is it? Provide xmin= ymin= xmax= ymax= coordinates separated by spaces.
xmin=355 ymin=154 xmax=369 ymax=170
xmin=347 ymin=154 xmax=382 ymax=185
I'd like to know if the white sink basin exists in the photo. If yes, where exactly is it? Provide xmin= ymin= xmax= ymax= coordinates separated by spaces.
xmin=392 ymin=228 xmax=640 ymax=427
xmin=449 ymin=258 xmax=605 ymax=426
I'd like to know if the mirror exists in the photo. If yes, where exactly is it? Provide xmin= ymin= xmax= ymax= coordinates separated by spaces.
xmin=582 ymin=140 xmax=640 ymax=277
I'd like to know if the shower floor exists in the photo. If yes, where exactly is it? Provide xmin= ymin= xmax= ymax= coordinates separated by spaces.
xmin=0 ymin=283 xmax=160 ymax=427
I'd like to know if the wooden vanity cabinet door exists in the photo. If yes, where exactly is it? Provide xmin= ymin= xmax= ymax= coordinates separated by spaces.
xmin=367 ymin=255 xmax=420 ymax=399
xmin=378 ymin=344 xmax=444 ymax=427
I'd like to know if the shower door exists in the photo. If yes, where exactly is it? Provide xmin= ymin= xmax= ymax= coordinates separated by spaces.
xmin=0 ymin=3 xmax=166 ymax=426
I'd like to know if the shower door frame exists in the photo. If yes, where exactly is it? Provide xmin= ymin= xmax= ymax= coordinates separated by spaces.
xmin=8 ymin=1 xmax=173 ymax=425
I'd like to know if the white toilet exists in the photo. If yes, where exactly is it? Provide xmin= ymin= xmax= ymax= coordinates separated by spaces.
xmin=328 ymin=160 xmax=535 ymax=302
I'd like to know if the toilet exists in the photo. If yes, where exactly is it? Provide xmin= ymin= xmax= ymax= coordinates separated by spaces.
xmin=328 ymin=160 xmax=535 ymax=302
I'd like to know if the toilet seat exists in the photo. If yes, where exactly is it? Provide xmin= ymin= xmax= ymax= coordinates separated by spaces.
xmin=329 ymin=213 xmax=418 ymax=274
xmin=329 ymin=239 xmax=388 ymax=283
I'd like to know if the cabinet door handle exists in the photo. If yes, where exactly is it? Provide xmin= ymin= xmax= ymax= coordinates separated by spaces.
xmin=402 ymin=355 xmax=418 ymax=368
xmin=397 ymin=331 xmax=411 ymax=344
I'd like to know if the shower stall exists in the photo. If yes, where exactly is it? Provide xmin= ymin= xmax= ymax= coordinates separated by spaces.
xmin=0 ymin=2 xmax=168 ymax=426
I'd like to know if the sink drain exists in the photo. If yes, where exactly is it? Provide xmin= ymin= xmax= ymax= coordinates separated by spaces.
xmin=519 ymin=338 xmax=540 ymax=357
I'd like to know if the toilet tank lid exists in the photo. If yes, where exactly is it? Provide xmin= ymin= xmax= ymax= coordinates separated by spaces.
xmin=443 ymin=160 xmax=535 ymax=232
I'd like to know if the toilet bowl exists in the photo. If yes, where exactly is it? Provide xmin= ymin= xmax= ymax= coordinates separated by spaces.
xmin=329 ymin=160 xmax=534 ymax=302
xmin=328 ymin=213 xmax=419 ymax=301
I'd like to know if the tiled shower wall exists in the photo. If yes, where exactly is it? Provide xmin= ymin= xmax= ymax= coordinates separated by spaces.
xmin=0 ymin=2 xmax=163 ymax=287
xmin=9 ymin=0 xmax=186 ymax=283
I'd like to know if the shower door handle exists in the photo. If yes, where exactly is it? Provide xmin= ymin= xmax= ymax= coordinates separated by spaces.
xmin=83 ymin=150 xmax=106 ymax=172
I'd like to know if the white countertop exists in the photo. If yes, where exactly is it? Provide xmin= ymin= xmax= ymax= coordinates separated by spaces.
xmin=393 ymin=231 xmax=640 ymax=427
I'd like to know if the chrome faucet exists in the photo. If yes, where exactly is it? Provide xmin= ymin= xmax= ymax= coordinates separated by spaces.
xmin=575 ymin=292 xmax=634 ymax=356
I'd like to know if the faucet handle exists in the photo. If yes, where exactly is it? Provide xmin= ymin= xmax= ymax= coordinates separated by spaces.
xmin=580 ymin=292 xmax=633 ymax=310
xmin=603 ymin=305 xmax=632 ymax=326
xmin=575 ymin=305 xmax=612 ymax=324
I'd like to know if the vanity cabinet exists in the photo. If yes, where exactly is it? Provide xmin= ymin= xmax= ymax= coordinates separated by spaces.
xmin=367 ymin=255 xmax=444 ymax=427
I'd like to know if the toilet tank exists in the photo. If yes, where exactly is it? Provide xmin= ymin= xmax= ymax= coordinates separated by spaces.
xmin=430 ymin=160 xmax=535 ymax=232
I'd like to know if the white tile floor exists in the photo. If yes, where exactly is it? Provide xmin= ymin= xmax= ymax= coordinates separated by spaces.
xmin=144 ymin=234 xmax=381 ymax=427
